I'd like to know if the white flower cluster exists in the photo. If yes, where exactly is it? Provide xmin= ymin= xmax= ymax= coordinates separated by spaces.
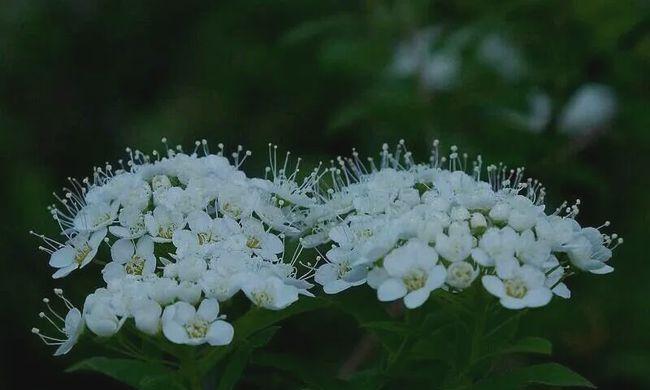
xmin=306 ymin=141 xmax=622 ymax=310
xmin=33 ymin=140 xmax=316 ymax=354
xmin=33 ymin=139 xmax=621 ymax=356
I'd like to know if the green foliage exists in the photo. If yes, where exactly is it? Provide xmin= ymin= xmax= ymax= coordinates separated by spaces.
xmin=66 ymin=357 xmax=184 ymax=390
xmin=471 ymin=363 xmax=595 ymax=390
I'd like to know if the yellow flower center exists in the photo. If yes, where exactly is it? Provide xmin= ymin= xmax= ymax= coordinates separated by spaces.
xmin=403 ymin=269 xmax=427 ymax=292
xmin=74 ymin=243 xmax=92 ymax=266
xmin=251 ymin=291 xmax=273 ymax=307
xmin=125 ymin=255 xmax=145 ymax=276
xmin=504 ymin=278 xmax=527 ymax=299
xmin=185 ymin=319 xmax=209 ymax=339
xmin=246 ymin=236 xmax=261 ymax=249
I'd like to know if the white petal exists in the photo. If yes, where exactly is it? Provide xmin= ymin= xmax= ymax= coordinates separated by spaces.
xmin=206 ymin=320 xmax=234 ymax=346
xmin=590 ymin=264 xmax=614 ymax=274
xmin=495 ymin=256 xmax=519 ymax=279
xmin=52 ymin=264 xmax=77 ymax=279
xmin=136 ymin=235 xmax=154 ymax=256
xmin=323 ymin=279 xmax=352 ymax=294
xmin=425 ymin=265 xmax=447 ymax=290
xmin=262 ymin=234 xmax=283 ymax=254
xmin=49 ymin=246 xmax=75 ymax=268
xmin=102 ymin=262 xmax=125 ymax=283
xmin=377 ymin=279 xmax=407 ymax=302
xmin=162 ymin=321 xmax=189 ymax=344
xmin=89 ymin=228 xmax=108 ymax=247
xmin=481 ymin=275 xmax=505 ymax=298
xmin=471 ymin=248 xmax=492 ymax=266
xmin=525 ymin=288 xmax=552 ymax=308
xmin=500 ymin=296 xmax=527 ymax=310
xmin=197 ymin=299 xmax=220 ymax=322
xmin=552 ymin=283 xmax=571 ymax=299
xmin=111 ymin=239 xmax=134 ymax=264
xmin=314 ymin=263 xmax=339 ymax=286
xmin=171 ymin=301 xmax=196 ymax=324
xmin=403 ymin=289 xmax=430 ymax=309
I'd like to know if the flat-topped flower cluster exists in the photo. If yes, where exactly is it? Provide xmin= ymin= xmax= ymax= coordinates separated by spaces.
xmin=307 ymin=142 xmax=620 ymax=310
xmin=32 ymin=139 xmax=621 ymax=356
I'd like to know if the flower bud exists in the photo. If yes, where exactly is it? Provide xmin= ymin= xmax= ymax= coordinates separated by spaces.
xmin=470 ymin=212 xmax=487 ymax=234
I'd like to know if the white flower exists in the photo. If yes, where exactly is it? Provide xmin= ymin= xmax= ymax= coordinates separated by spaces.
xmin=241 ymin=276 xmax=299 ymax=310
xmin=218 ymin=183 xmax=259 ymax=219
xmin=199 ymin=270 xmax=241 ymax=301
xmin=446 ymin=261 xmax=479 ymax=289
xmin=162 ymin=299 xmax=234 ymax=346
xmin=109 ymin=206 xmax=147 ymax=239
xmin=329 ymin=216 xmax=399 ymax=264
xmin=377 ymin=239 xmax=446 ymax=309
xmin=49 ymin=228 xmax=106 ymax=278
xmin=154 ymin=186 xmax=206 ymax=216
xmin=435 ymin=222 xmax=473 ymax=262
xmin=83 ymin=289 xmax=126 ymax=337
xmin=506 ymin=195 xmax=544 ymax=232
xmin=566 ymin=227 xmax=613 ymax=274
xmin=73 ymin=202 xmax=119 ymax=232
xmin=482 ymin=258 xmax=552 ymax=309
xmin=131 ymin=298 xmax=162 ymax=335
xmin=315 ymin=248 xmax=368 ymax=294
xmin=535 ymin=216 xmax=579 ymax=251
xmin=116 ymin=179 xmax=152 ymax=211
xmin=469 ymin=212 xmax=488 ymax=233
xmin=151 ymin=174 xmax=172 ymax=192
xmin=471 ymin=226 xmax=518 ymax=267
xmin=33 ymin=291 xmax=85 ymax=356
xmin=176 ymin=281 xmax=202 ymax=305
xmin=559 ymin=83 xmax=616 ymax=135
xmin=145 ymin=277 xmax=178 ymax=306
xmin=515 ymin=230 xmax=551 ymax=269
xmin=237 ymin=219 xmax=284 ymax=261
xmin=145 ymin=206 xmax=185 ymax=243
xmin=174 ymin=255 xmax=208 ymax=283
xmin=103 ymin=236 xmax=156 ymax=282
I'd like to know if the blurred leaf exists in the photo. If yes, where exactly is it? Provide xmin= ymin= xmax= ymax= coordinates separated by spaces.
xmin=477 ymin=336 xmax=552 ymax=362
xmin=361 ymin=321 xmax=410 ymax=334
xmin=217 ymin=326 xmax=280 ymax=390
xmin=252 ymin=351 xmax=347 ymax=390
xmin=199 ymin=297 xmax=329 ymax=374
xmin=66 ymin=357 xmax=183 ymax=390
xmin=472 ymin=362 xmax=595 ymax=390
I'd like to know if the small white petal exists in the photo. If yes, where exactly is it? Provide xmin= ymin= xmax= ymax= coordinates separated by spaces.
xmin=377 ymin=279 xmax=407 ymax=302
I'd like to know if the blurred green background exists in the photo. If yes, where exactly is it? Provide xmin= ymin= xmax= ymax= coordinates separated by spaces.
xmin=1 ymin=0 xmax=649 ymax=388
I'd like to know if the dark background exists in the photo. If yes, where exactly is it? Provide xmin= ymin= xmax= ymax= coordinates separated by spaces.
xmin=1 ymin=1 xmax=649 ymax=388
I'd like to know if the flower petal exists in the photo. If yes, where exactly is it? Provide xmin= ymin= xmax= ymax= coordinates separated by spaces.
xmin=481 ymin=275 xmax=505 ymax=298
xmin=377 ymin=278 xmax=407 ymax=302
xmin=403 ymin=289 xmax=430 ymax=309
xmin=206 ymin=320 xmax=234 ymax=346
xmin=197 ymin=298 xmax=220 ymax=322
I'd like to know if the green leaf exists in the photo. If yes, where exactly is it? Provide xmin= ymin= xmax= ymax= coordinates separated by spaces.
xmin=476 ymin=336 xmax=552 ymax=363
xmin=217 ymin=327 xmax=280 ymax=390
xmin=67 ymin=357 xmax=183 ymax=390
xmin=503 ymin=336 xmax=552 ymax=355
xmin=361 ymin=321 xmax=410 ymax=334
xmin=329 ymin=288 xmax=391 ymax=325
xmin=472 ymin=363 xmax=596 ymax=390
xmin=199 ymin=297 xmax=329 ymax=374
xmin=252 ymin=351 xmax=348 ymax=390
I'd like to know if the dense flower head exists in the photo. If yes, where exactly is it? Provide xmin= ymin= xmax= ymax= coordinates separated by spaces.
xmin=33 ymin=138 xmax=622 ymax=356
xmin=306 ymin=140 xmax=622 ymax=310
xmin=33 ymin=140 xmax=316 ymax=355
